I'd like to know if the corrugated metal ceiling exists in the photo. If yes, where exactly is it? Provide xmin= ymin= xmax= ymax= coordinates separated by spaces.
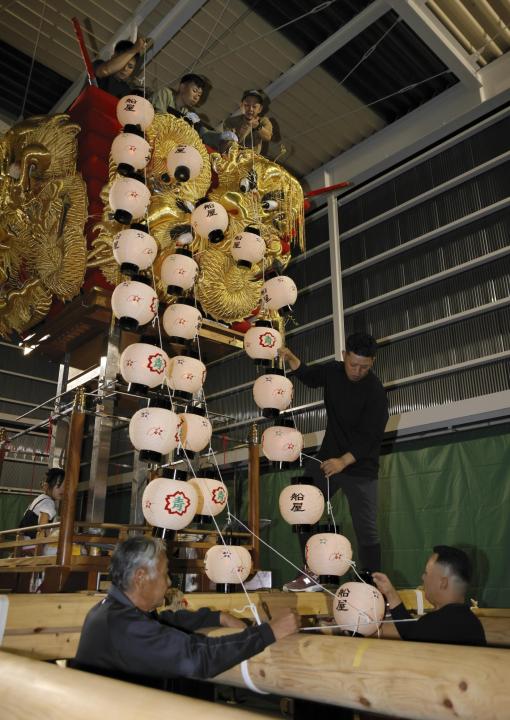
xmin=0 ymin=0 xmax=509 ymax=177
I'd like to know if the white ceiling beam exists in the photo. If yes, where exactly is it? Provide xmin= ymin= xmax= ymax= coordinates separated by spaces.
xmin=143 ymin=0 xmax=208 ymax=61
xmin=51 ymin=0 xmax=161 ymax=113
xmin=263 ymin=0 xmax=389 ymax=100
xmin=385 ymin=0 xmax=481 ymax=88
xmin=304 ymin=48 xmax=510 ymax=193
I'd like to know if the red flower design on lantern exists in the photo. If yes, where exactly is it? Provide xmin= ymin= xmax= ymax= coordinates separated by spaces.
xmin=146 ymin=353 xmax=166 ymax=374
xmin=258 ymin=332 xmax=276 ymax=349
xmin=211 ymin=486 xmax=226 ymax=505
xmin=164 ymin=491 xmax=191 ymax=516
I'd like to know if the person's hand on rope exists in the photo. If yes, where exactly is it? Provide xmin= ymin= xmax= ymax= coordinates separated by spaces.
xmin=219 ymin=612 xmax=248 ymax=630
xmin=269 ymin=611 xmax=300 ymax=640
xmin=278 ymin=347 xmax=300 ymax=372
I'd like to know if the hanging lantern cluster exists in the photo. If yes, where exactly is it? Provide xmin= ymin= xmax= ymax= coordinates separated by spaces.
xmin=166 ymin=144 xmax=203 ymax=183
xmin=253 ymin=368 xmax=293 ymax=418
xmin=244 ymin=320 xmax=282 ymax=365
xmin=262 ymin=424 xmax=303 ymax=463
xmin=163 ymin=298 xmax=202 ymax=342
xmin=109 ymin=95 xmax=154 ymax=226
xmin=230 ymin=226 xmax=266 ymax=269
xmin=261 ymin=275 xmax=297 ymax=312
xmin=332 ymin=582 xmax=385 ymax=637
xmin=129 ymin=399 xmax=181 ymax=464
xmin=167 ymin=354 xmax=206 ymax=401
xmin=113 ymin=224 xmax=158 ymax=277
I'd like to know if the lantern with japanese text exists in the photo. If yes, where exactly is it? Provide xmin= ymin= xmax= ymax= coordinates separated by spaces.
xmin=230 ymin=226 xmax=265 ymax=268
xmin=117 ymin=95 xmax=154 ymax=131
xmin=167 ymin=355 xmax=206 ymax=400
xmin=111 ymin=277 xmax=158 ymax=331
xmin=279 ymin=483 xmax=324 ymax=526
xmin=253 ymin=368 xmax=293 ymax=418
xmin=162 ymin=300 xmax=202 ymax=341
xmin=262 ymin=425 xmax=303 ymax=462
xmin=160 ymin=252 xmax=198 ymax=295
xmin=204 ymin=544 xmax=252 ymax=584
xmin=129 ymin=404 xmax=180 ymax=464
xmin=189 ymin=476 xmax=228 ymax=517
xmin=109 ymin=176 xmax=151 ymax=225
xmin=244 ymin=320 xmax=282 ymax=365
xmin=178 ymin=407 xmax=212 ymax=452
xmin=113 ymin=224 xmax=158 ymax=276
xmin=111 ymin=131 xmax=151 ymax=177
xmin=261 ymin=275 xmax=297 ymax=311
xmin=166 ymin=144 xmax=203 ymax=183
xmin=142 ymin=477 xmax=197 ymax=531
xmin=333 ymin=582 xmax=385 ymax=637
xmin=120 ymin=342 xmax=169 ymax=393
xmin=191 ymin=198 xmax=229 ymax=243
xmin=305 ymin=533 xmax=352 ymax=577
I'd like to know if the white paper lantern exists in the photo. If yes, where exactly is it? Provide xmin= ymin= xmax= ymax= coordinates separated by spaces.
xmin=189 ymin=477 xmax=228 ymax=516
xmin=163 ymin=302 xmax=202 ymax=341
xmin=262 ymin=425 xmax=303 ymax=462
xmin=120 ymin=343 xmax=169 ymax=392
xmin=333 ymin=582 xmax=385 ymax=637
xmin=129 ymin=406 xmax=180 ymax=463
xmin=109 ymin=176 xmax=151 ymax=225
xmin=113 ymin=225 xmax=158 ymax=275
xmin=111 ymin=279 xmax=158 ymax=330
xmin=168 ymin=355 xmax=206 ymax=398
xmin=191 ymin=199 xmax=229 ymax=243
xmin=166 ymin=145 xmax=203 ymax=183
xmin=231 ymin=227 xmax=265 ymax=268
xmin=204 ymin=544 xmax=252 ymax=584
xmin=278 ymin=484 xmax=324 ymax=525
xmin=261 ymin=275 xmax=297 ymax=311
xmin=179 ymin=410 xmax=212 ymax=452
xmin=305 ymin=533 xmax=352 ymax=577
xmin=116 ymin=95 xmax=155 ymax=131
xmin=244 ymin=321 xmax=282 ymax=364
xmin=160 ymin=252 xmax=198 ymax=294
xmin=142 ymin=477 xmax=197 ymax=530
xmin=111 ymin=132 xmax=151 ymax=175
xmin=253 ymin=370 xmax=293 ymax=418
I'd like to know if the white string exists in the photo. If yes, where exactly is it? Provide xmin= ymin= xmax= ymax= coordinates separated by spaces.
xmin=300 ymin=617 xmax=419 ymax=631
xmin=189 ymin=0 xmax=231 ymax=72
xmin=19 ymin=0 xmax=47 ymax=119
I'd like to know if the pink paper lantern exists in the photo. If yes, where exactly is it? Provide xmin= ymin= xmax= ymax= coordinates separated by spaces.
xmin=262 ymin=425 xmax=303 ymax=462
xmin=305 ymin=533 xmax=352 ymax=577
xmin=168 ymin=355 xmax=206 ymax=399
xmin=278 ymin=484 xmax=324 ymax=525
xmin=116 ymin=95 xmax=154 ymax=131
xmin=166 ymin=144 xmax=203 ymax=182
xmin=109 ymin=176 xmax=151 ymax=225
xmin=230 ymin=226 xmax=265 ymax=268
xmin=111 ymin=278 xmax=158 ymax=330
xmin=142 ymin=477 xmax=197 ymax=530
xmin=261 ymin=275 xmax=297 ymax=311
xmin=178 ymin=409 xmax=212 ymax=452
xmin=160 ymin=252 xmax=198 ymax=295
xmin=333 ymin=582 xmax=385 ymax=637
xmin=189 ymin=476 xmax=228 ymax=516
xmin=253 ymin=369 xmax=293 ymax=418
xmin=244 ymin=321 xmax=282 ymax=364
xmin=191 ymin=198 xmax=229 ymax=243
xmin=129 ymin=406 xmax=180 ymax=463
xmin=111 ymin=132 xmax=151 ymax=176
xmin=204 ymin=544 xmax=252 ymax=584
xmin=113 ymin=225 xmax=158 ymax=275
xmin=120 ymin=343 xmax=169 ymax=392
xmin=162 ymin=301 xmax=202 ymax=341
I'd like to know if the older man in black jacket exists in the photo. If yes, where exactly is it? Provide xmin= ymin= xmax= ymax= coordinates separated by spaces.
xmin=73 ymin=536 xmax=298 ymax=687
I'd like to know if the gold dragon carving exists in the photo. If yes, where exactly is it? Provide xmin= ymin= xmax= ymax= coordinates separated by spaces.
xmin=0 ymin=114 xmax=88 ymax=337
xmin=90 ymin=114 xmax=304 ymax=324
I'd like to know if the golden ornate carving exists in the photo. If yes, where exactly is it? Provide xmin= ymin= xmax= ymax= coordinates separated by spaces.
xmin=0 ymin=114 xmax=88 ymax=337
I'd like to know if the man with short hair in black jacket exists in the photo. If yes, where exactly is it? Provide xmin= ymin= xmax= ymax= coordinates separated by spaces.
xmin=72 ymin=536 xmax=298 ymax=687
xmin=280 ymin=333 xmax=389 ymax=591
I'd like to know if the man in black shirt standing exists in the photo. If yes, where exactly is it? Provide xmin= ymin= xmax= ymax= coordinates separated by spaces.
xmin=373 ymin=545 xmax=486 ymax=646
xmin=280 ymin=333 xmax=388 ymax=591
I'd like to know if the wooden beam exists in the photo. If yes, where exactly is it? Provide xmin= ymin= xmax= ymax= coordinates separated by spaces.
xmin=0 ymin=650 xmax=267 ymax=720
xmin=210 ymin=632 xmax=510 ymax=719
